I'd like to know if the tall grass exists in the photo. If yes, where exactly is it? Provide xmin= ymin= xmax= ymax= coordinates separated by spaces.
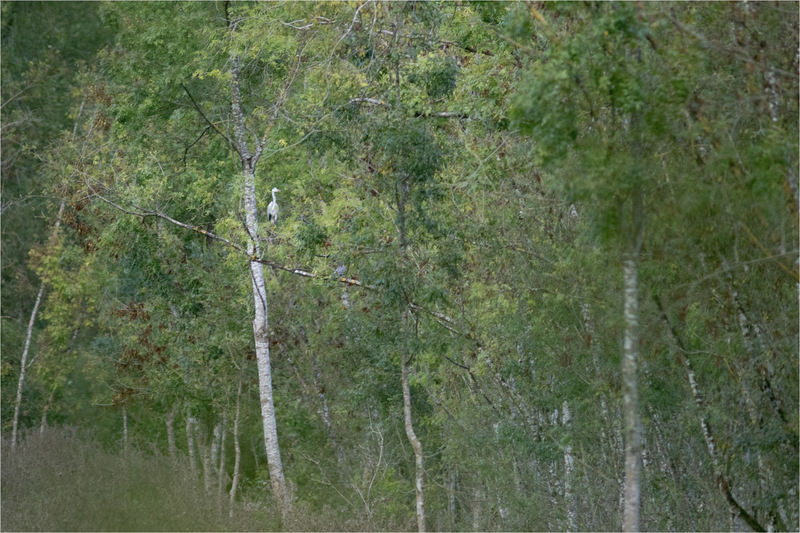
xmin=2 ymin=427 xmax=393 ymax=531
xmin=2 ymin=427 xmax=281 ymax=531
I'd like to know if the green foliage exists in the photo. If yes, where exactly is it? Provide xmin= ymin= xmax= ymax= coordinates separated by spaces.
xmin=3 ymin=2 xmax=797 ymax=531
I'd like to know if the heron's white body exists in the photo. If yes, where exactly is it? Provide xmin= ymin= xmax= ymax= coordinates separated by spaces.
xmin=267 ymin=188 xmax=280 ymax=224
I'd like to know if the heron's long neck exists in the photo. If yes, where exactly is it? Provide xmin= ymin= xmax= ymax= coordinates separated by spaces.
xmin=272 ymin=191 xmax=277 ymax=203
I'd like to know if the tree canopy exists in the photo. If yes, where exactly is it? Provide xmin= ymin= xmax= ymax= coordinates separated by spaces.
xmin=3 ymin=2 xmax=797 ymax=531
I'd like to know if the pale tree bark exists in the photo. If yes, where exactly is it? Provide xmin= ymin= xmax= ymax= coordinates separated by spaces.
xmin=40 ymin=388 xmax=59 ymax=436
xmin=122 ymin=405 xmax=129 ymax=458
xmin=622 ymin=256 xmax=641 ymax=532
xmin=401 ymin=351 xmax=426 ymax=532
xmin=656 ymin=298 xmax=765 ymax=532
xmin=471 ymin=487 xmax=483 ymax=531
xmin=11 ymin=201 xmax=66 ymax=447
xmin=186 ymin=416 xmax=198 ymax=478
xmin=230 ymin=371 xmax=243 ymax=517
xmin=202 ymin=426 xmax=213 ymax=493
xmin=312 ymin=356 xmax=344 ymax=465
xmin=40 ymin=402 xmax=49 ymax=434
xmin=726 ymin=275 xmax=784 ymax=531
xmin=211 ymin=421 xmax=222 ymax=478
xmin=217 ymin=414 xmax=228 ymax=509
xmin=448 ymin=469 xmax=457 ymax=526
xmin=166 ymin=406 xmax=177 ymax=460
xmin=562 ymin=400 xmax=577 ymax=531
xmin=229 ymin=53 xmax=289 ymax=511
xmin=622 ymin=186 xmax=643 ymax=533
xmin=11 ymin=98 xmax=83 ymax=443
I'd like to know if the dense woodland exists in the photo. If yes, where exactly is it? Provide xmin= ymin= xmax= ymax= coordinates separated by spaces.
xmin=2 ymin=2 xmax=798 ymax=531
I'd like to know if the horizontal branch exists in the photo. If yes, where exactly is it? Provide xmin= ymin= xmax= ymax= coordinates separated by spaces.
xmin=413 ymin=110 xmax=470 ymax=119
xmin=349 ymin=97 xmax=388 ymax=106
xmin=281 ymin=20 xmax=314 ymax=30
xmin=86 ymin=187 xmax=471 ymax=336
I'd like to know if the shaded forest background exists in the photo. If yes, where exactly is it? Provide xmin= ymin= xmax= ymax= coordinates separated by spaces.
xmin=2 ymin=2 xmax=798 ymax=531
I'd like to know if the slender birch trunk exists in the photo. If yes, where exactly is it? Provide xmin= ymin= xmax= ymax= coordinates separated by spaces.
xmin=11 ymin=201 xmax=66 ymax=447
xmin=122 ymin=405 xmax=129 ymax=458
xmin=202 ymin=428 xmax=213 ymax=494
xmin=166 ymin=406 xmax=177 ymax=460
xmin=729 ymin=279 xmax=774 ymax=529
xmin=622 ymin=187 xmax=643 ymax=533
xmin=656 ymin=297 xmax=765 ymax=532
xmin=187 ymin=416 xmax=198 ymax=478
xmin=471 ymin=487 xmax=483 ymax=531
xmin=313 ymin=357 xmax=344 ymax=465
xmin=40 ymin=389 xmax=55 ymax=435
xmin=448 ymin=470 xmax=457 ymax=525
xmin=229 ymin=54 xmax=288 ymax=511
xmin=562 ymin=400 xmax=577 ymax=531
xmin=401 ymin=351 xmax=426 ymax=532
xmin=40 ymin=404 xmax=49 ymax=434
xmin=251 ymin=435 xmax=260 ymax=471
xmin=217 ymin=414 xmax=228 ymax=508
xmin=230 ymin=373 xmax=243 ymax=517
xmin=211 ymin=421 xmax=222 ymax=477
xmin=622 ymin=255 xmax=641 ymax=532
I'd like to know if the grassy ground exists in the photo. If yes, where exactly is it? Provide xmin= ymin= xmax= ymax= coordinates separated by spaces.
xmin=1 ymin=427 xmax=372 ymax=532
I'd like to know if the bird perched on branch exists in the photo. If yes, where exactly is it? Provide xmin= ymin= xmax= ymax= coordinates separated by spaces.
xmin=267 ymin=188 xmax=280 ymax=224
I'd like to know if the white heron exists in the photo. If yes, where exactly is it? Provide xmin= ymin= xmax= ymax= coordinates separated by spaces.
xmin=267 ymin=188 xmax=280 ymax=224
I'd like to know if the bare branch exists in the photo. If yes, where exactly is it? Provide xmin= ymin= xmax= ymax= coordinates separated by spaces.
xmin=281 ymin=20 xmax=313 ymax=30
xmin=180 ymin=83 xmax=239 ymax=157
xmin=85 ymin=182 xmax=475 ymax=341
xmin=349 ymin=97 xmax=389 ymax=106
xmin=183 ymin=126 xmax=211 ymax=166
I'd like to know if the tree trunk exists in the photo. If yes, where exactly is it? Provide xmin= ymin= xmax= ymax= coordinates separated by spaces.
xmin=313 ymin=357 xmax=344 ymax=465
xmin=251 ymin=435 xmax=260 ymax=471
xmin=562 ymin=400 xmax=577 ymax=531
xmin=186 ymin=416 xmax=198 ymax=478
xmin=448 ymin=470 xmax=456 ymax=525
xmin=166 ymin=406 xmax=177 ymax=460
xmin=211 ymin=421 xmax=222 ymax=477
xmin=40 ymin=397 xmax=50 ymax=435
xmin=622 ymin=254 xmax=641 ymax=533
xmin=11 ymin=187 xmax=66 ymax=448
xmin=122 ymin=405 xmax=129 ymax=458
xmin=622 ymin=185 xmax=644 ymax=533
xmin=12 ymin=281 xmax=44 ymax=447
xmin=230 ymin=373 xmax=243 ymax=518
xmin=230 ymin=53 xmax=288 ymax=511
xmin=217 ymin=414 xmax=228 ymax=509
xmin=657 ymin=298 xmax=766 ymax=532
xmin=401 ymin=351 xmax=426 ymax=532
xmin=471 ymin=487 xmax=483 ymax=531
xmin=202 ymin=427 xmax=213 ymax=494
